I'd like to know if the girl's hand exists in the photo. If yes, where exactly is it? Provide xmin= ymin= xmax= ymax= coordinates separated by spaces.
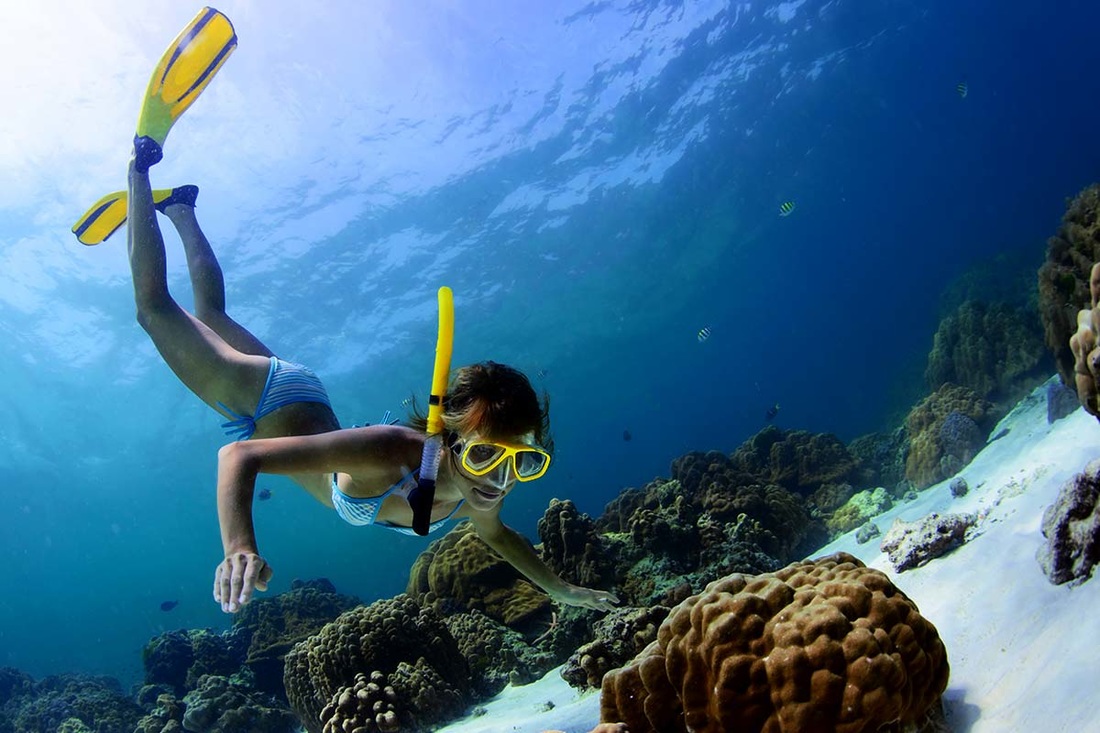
xmin=214 ymin=550 xmax=273 ymax=613
xmin=553 ymin=583 xmax=620 ymax=612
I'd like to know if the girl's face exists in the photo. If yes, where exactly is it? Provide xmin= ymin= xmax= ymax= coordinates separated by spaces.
xmin=444 ymin=434 xmax=519 ymax=510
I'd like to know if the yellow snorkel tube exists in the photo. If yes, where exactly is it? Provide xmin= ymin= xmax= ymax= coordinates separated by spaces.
xmin=408 ymin=286 xmax=455 ymax=535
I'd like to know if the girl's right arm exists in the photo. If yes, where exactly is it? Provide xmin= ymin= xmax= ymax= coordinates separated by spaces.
xmin=214 ymin=441 xmax=268 ymax=612
xmin=212 ymin=426 xmax=415 ymax=612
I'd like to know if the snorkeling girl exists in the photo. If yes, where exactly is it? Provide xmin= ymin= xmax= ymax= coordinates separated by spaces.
xmin=78 ymin=6 xmax=617 ymax=617
xmin=123 ymin=161 xmax=618 ymax=615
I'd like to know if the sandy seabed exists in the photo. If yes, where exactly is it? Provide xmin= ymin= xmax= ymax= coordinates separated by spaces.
xmin=434 ymin=378 xmax=1100 ymax=733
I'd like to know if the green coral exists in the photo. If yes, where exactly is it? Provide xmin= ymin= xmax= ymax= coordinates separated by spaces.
xmin=827 ymin=487 xmax=894 ymax=536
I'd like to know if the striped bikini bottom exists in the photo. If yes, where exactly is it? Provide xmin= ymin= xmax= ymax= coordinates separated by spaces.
xmin=218 ymin=356 xmax=332 ymax=440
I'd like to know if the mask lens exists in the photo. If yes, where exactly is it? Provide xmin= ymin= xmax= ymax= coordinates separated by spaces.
xmin=483 ymin=461 xmax=512 ymax=488
xmin=514 ymin=450 xmax=549 ymax=478
xmin=464 ymin=443 xmax=505 ymax=471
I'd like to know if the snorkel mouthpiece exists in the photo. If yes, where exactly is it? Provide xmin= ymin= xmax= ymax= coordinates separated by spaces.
xmin=408 ymin=286 xmax=454 ymax=536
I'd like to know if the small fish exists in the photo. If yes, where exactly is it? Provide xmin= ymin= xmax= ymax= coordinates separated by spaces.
xmin=956 ymin=81 xmax=968 ymax=98
xmin=257 ymin=488 xmax=273 ymax=501
xmin=160 ymin=600 xmax=179 ymax=612
xmin=401 ymin=398 xmax=412 ymax=407
xmin=765 ymin=403 xmax=780 ymax=421
xmin=778 ymin=201 xmax=795 ymax=217
xmin=697 ymin=326 xmax=711 ymax=343
xmin=535 ymin=368 xmax=549 ymax=380
xmin=622 ymin=429 xmax=632 ymax=442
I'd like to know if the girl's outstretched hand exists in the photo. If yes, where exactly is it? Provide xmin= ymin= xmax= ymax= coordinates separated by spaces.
xmin=554 ymin=583 xmax=620 ymax=612
xmin=214 ymin=550 xmax=273 ymax=613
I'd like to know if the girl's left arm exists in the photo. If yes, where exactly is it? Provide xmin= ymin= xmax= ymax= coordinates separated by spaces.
xmin=468 ymin=510 xmax=619 ymax=612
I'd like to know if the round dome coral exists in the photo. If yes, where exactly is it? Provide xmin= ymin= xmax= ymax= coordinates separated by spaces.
xmin=599 ymin=552 xmax=949 ymax=732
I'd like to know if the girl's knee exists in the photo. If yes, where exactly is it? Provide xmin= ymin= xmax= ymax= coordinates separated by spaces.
xmin=134 ymin=293 xmax=177 ymax=333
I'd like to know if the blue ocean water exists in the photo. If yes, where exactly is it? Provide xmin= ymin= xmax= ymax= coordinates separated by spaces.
xmin=1 ymin=0 xmax=1098 ymax=690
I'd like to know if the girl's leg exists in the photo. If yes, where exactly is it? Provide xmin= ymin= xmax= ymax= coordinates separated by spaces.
xmin=161 ymin=203 xmax=274 ymax=358
xmin=127 ymin=160 xmax=269 ymax=415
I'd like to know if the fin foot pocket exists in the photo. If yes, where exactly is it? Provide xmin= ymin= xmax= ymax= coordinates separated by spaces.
xmin=153 ymin=185 xmax=200 ymax=213
xmin=132 ymin=136 xmax=164 ymax=173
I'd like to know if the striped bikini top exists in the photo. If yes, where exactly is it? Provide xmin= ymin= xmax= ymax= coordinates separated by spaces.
xmin=330 ymin=468 xmax=464 ymax=536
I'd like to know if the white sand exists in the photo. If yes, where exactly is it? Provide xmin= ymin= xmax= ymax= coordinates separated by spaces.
xmin=438 ymin=379 xmax=1100 ymax=732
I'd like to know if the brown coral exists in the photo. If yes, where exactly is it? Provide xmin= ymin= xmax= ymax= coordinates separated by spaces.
xmin=727 ymin=427 xmax=859 ymax=498
xmin=538 ymin=498 xmax=617 ymax=590
xmin=231 ymin=578 xmax=359 ymax=696
xmin=283 ymin=595 xmax=470 ymax=733
xmin=925 ymin=300 xmax=1049 ymax=403
xmin=698 ymin=482 xmax=812 ymax=563
xmin=406 ymin=523 xmax=552 ymax=632
xmin=562 ymin=606 xmax=671 ymax=689
xmin=599 ymin=553 xmax=949 ymax=733
xmin=1038 ymin=184 xmax=1100 ymax=388
xmin=904 ymin=383 xmax=992 ymax=489
xmin=1069 ymin=262 xmax=1100 ymax=419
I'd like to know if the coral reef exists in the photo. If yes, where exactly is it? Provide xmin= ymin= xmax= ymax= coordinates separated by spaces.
xmin=180 ymin=674 xmax=297 ymax=733
xmin=406 ymin=523 xmax=553 ymax=633
xmin=924 ymin=300 xmax=1049 ymax=403
xmin=595 ymin=478 xmax=783 ymax=608
xmin=1046 ymin=378 xmax=1080 ymax=423
xmin=1037 ymin=184 xmax=1100 ymax=389
xmin=700 ymin=482 xmax=816 ymax=562
xmin=1037 ymin=458 xmax=1100 ymax=585
xmin=847 ymin=428 xmax=909 ymax=496
xmin=141 ymin=628 xmax=248 ymax=697
xmin=598 ymin=554 xmax=950 ymax=730
xmin=904 ymin=383 xmax=993 ymax=489
xmin=282 ymin=595 xmax=471 ymax=733
xmin=724 ymin=427 xmax=860 ymax=501
xmin=1068 ymin=262 xmax=1100 ymax=419
xmin=825 ymin=487 xmax=893 ymax=536
xmin=561 ymin=606 xmax=670 ymax=690
xmin=133 ymin=692 xmax=184 ymax=733
xmin=2 ymin=674 xmax=143 ymax=733
xmin=599 ymin=553 xmax=949 ymax=733
xmin=880 ymin=512 xmax=978 ymax=572
xmin=231 ymin=577 xmax=360 ymax=697
xmin=537 ymin=499 xmax=617 ymax=592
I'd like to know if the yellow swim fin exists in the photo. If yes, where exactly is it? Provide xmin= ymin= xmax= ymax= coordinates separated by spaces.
xmin=133 ymin=7 xmax=237 ymax=169
xmin=71 ymin=188 xmax=187 ymax=246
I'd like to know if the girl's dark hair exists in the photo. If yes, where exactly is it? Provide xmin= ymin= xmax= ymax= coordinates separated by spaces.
xmin=407 ymin=361 xmax=553 ymax=453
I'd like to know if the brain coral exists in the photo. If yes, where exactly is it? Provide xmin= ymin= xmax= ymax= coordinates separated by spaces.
xmin=1037 ymin=183 xmax=1100 ymax=388
xmin=599 ymin=553 xmax=949 ymax=733
xmin=283 ymin=595 xmax=470 ymax=733
xmin=406 ymin=523 xmax=552 ymax=631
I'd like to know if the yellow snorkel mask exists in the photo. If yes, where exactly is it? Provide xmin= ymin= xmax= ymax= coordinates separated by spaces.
xmin=407 ymin=286 xmax=455 ymax=536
